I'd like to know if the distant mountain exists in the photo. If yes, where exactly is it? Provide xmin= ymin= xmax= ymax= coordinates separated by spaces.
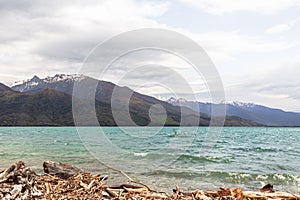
xmin=0 ymin=87 xmax=74 ymax=126
xmin=0 ymin=83 xmax=12 ymax=92
xmin=167 ymin=97 xmax=300 ymax=126
xmin=10 ymin=74 xmax=205 ymax=126
xmin=11 ymin=74 xmax=86 ymax=93
xmin=3 ymin=74 xmax=261 ymax=126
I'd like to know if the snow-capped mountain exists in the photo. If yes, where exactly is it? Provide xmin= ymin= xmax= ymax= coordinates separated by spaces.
xmin=11 ymin=74 xmax=86 ymax=93
xmin=11 ymin=75 xmax=43 ymax=92
xmin=9 ymin=76 xmax=300 ymax=126
xmin=43 ymin=74 xmax=85 ymax=83
xmin=5 ymin=75 xmax=215 ymax=126
xmin=225 ymin=101 xmax=256 ymax=108
xmin=167 ymin=97 xmax=188 ymax=104
xmin=165 ymin=97 xmax=300 ymax=126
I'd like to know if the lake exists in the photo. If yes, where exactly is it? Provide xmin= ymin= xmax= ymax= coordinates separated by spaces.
xmin=0 ymin=127 xmax=299 ymax=193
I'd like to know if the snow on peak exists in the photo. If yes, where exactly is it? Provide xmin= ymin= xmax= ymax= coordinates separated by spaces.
xmin=44 ymin=74 xmax=85 ymax=83
xmin=11 ymin=76 xmax=40 ymax=87
xmin=10 ymin=75 xmax=43 ymax=91
xmin=226 ymin=101 xmax=256 ymax=108
xmin=157 ymin=97 xmax=256 ymax=108
xmin=167 ymin=97 xmax=188 ymax=103
xmin=12 ymin=74 xmax=86 ymax=86
xmin=10 ymin=80 xmax=26 ymax=87
xmin=155 ymin=96 xmax=189 ymax=103
xmin=156 ymin=95 xmax=168 ymax=101
xmin=168 ymin=97 xmax=177 ymax=102
xmin=31 ymin=75 xmax=41 ymax=82
xmin=11 ymin=74 xmax=87 ymax=92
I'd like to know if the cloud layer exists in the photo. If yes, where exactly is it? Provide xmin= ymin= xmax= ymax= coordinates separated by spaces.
xmin=0 ymin=0 xmax=299 ymax=111
xmin=180 ymin=0 xmax=300 ymax=15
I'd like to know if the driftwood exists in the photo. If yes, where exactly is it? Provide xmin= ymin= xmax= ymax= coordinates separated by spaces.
xmin=256 ymin=183 xmax=275 ymax=193
xmin=1 ymin=160 xmax=300 ymax=200
xmin=0 ymin=161 xmax=41 ymax=199
xmin=43 ymin=160 xmax=83 ymax=178
xmin=109 ymin=183 xmax=144 ymax=189
xmin=173 ymin=186 xmax=300 ymax=200
xmin=0 ymin=161 xmax=26 ymax=183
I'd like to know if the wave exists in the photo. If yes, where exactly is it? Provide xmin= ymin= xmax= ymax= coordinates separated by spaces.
xmin=131 ymin=152 xmax=233 ymax=164
xmin=178 ymin=154 xmax=234 ymax=164
xmin=231 ymin=146 xmax=278 ymax=153
xmin=133 ymin=152 xmax=149 ymax=157
xmin=145 ymin=170 xmax=300 ymax=186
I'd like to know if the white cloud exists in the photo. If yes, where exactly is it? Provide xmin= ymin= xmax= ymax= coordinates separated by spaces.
xmin=265 ymin=19 xmax=298 ymax=34
xmin=182 ymin=31 xmax=293 ymax=66
xmin=2 ymin=0 xmax=291 ymax=84
xmin=223 ymin=56 xmax=300 ymax=112
xmin=0 ymin=0 xmax=170 ymax=84
xmin=0 ymin=0 xmax=294 ymax=81
xmin=180 ymin=0 xmax=300 ymax=15
xmin=266 ymin=24 xmax=293 ymax=34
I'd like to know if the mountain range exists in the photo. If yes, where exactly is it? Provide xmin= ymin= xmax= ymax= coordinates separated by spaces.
xmin=166 ymin=97 xmax=300 ymax=126
xmin=0 ymin=74 xmax=263 ymax=126
xmin=1 ymin=74 xmax=298 ymax=126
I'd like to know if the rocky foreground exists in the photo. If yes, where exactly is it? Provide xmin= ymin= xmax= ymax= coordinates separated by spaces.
xmin=0 ymin=161 xmax=299 ymax=200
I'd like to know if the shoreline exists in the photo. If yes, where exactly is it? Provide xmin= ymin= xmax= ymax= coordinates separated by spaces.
xmin=1 ymin=161 xmax=299 ymax=200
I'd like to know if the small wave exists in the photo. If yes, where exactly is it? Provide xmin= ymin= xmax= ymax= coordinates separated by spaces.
xmin=130 ymin=152 xmax=233 ymax=164
xmin=178 ymin=154 xmax=233 ymax=164
xmin=254 ymin=147 xmax=278 ymax=153
xmin=146 ymin=170 xmax=300 ymax=187
xmin=231 ymin=146 xmax=278 ymax=153
xmin=134 ymin=152 xmax=149 ymax=157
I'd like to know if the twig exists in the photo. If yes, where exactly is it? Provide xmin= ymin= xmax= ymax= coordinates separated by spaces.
xmin=97 ymin=160 xmax=167 ymax=194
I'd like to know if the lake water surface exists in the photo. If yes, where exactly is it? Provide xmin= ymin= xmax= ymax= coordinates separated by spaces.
xmin=0 ymin=127 xmax=299 ymax=193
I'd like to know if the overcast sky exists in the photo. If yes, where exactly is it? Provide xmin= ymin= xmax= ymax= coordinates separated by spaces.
xmin=1 ymin=0 xmax=300 ymax=111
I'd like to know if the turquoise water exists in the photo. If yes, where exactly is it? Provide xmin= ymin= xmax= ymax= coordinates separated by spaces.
xmin=0 ymin=127 xmax=299 ymax=193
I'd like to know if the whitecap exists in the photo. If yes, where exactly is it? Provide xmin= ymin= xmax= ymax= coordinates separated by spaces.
xmin=134 ymin=152 xmax=148 ymax=157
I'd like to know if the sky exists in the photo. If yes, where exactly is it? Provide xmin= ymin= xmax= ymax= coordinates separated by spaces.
xmin=0 ymin=0 xmax=300 ymax=111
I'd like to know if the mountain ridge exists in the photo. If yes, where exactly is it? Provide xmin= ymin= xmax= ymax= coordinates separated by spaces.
xmin=0 ymin=83 xmax=12 ymax=92
xmin=0 ymin=74 xmax=262 ymax=126
xmin=166 ymin=97 xmax=300 ymax=126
